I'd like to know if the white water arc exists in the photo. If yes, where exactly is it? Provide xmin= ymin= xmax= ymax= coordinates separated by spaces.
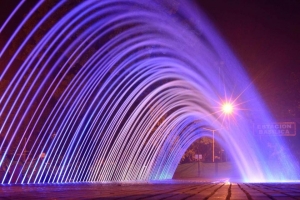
xmin=0 ymin=0 xmax=299 ymax=184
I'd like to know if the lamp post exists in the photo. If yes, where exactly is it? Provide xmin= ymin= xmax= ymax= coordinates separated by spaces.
xmin=203 ymin=102 xmax=234 ymax=163
xmin=212 ymin=130 xmax=215 ymax=162
xmin=202 ymin=127 xmax=217 ymax=162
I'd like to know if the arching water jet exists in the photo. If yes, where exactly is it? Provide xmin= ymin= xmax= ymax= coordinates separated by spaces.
xmin=0 ymin=0 xmax=299 ymax=184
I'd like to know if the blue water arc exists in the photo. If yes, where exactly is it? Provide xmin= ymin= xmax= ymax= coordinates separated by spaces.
xmin=0 ymin=0 xmax=299 ymax=184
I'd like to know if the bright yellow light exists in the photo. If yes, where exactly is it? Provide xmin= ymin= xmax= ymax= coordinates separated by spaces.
xmin=222 ymin=103 xmax=233 ymax=114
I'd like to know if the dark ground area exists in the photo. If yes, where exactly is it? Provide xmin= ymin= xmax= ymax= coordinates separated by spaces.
xmin=0 ymin=180 xmax=300 ymax=199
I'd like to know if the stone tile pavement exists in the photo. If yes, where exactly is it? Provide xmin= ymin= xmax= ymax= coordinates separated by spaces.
xmin=0 ymin=180 xmax=299 ymax=199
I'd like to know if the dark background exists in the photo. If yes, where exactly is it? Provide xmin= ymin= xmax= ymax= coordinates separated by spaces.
xmin=196 ymin=0 xmax=300 ymax=119
xmin=192 ymin=1 xmax=300 ymax=163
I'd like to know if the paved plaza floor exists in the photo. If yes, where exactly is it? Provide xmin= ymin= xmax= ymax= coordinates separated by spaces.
xmin=0 ymin=179 xmax=300 ymax=199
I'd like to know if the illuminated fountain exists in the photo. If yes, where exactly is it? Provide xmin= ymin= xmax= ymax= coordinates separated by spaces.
xmin=0 ymin=1 xmax=299 ymax=184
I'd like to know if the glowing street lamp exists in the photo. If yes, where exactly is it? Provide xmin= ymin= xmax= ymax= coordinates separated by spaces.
xmin=222 ymin=102 xmax=233 ymax=115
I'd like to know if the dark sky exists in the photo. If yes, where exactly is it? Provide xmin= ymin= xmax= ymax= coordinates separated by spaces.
xmin=197 ymin=0 xmax=300 ymax=118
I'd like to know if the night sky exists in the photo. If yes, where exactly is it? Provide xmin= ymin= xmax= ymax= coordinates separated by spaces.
xmin=197 ymin=0 xmax=300 ymax=119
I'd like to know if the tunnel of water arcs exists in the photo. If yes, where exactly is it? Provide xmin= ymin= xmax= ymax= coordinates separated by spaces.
xmin=1 ymin=0 xmax=299 ymax=184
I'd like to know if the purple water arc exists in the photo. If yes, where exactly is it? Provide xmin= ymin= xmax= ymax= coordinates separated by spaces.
xmin=0 ymin=0 xmax=299 ymax=184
